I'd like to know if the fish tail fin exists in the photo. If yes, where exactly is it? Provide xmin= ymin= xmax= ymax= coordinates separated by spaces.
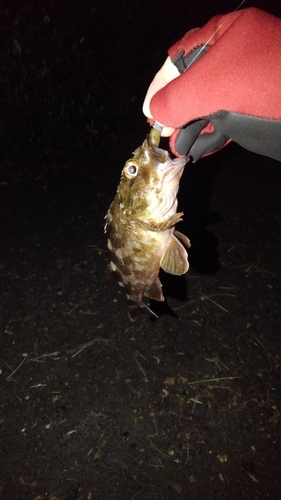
xmin=127 ymin=299 xmax=159 ymax=322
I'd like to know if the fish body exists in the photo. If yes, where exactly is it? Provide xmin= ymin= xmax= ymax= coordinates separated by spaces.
xmin=104 ymin=133 xmax=191 ymax=321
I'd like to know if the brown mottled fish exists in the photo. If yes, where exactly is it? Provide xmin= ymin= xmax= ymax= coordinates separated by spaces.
xmin=104 ymin=128 xmax=191 ymax=321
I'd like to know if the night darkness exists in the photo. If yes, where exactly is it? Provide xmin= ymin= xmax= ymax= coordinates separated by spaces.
xmin=0 ymin=1 xmax=280 ymax=498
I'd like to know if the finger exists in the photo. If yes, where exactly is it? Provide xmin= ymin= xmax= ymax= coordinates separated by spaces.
xmin=173 ymin=120 xmax=209 ymax=155
xmin=169 ymin=121 xmax=230 ymax=160
xmin=145 ymin=117 xmax=175 ymax=137
xmin=142 ymin=57 xmax=180 ymax=119
xmin=160 ymin=126 xmax=176 ymax=137
xmin=188 ymin=130 xmax=230 ymax=161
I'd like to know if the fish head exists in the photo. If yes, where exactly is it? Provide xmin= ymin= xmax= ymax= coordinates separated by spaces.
xmin=115 ymin=135 xmax=189 ymax=218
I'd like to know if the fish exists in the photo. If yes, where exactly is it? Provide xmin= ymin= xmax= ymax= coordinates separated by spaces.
xmin=104 ymin=129 xmax=191 ymax=321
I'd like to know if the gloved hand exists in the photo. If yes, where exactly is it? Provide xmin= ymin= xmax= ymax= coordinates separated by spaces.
xmin=142 ymin=8 xmax=281 ymax=161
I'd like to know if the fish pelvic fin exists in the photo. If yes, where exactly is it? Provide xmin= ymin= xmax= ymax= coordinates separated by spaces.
xmin=127 ymin=299 xmax=159 ymax=322
xmin=175 ymin=230 xmax=191 ymax=249
xmin=160 ymin=233 xmax=190 ymax=276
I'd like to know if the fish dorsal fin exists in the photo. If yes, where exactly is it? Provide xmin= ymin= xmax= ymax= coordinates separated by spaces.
xmin=160 ymin=234 xmax=189 ymax=276
xmin=144 ymin=277 xmax=164 ymax=301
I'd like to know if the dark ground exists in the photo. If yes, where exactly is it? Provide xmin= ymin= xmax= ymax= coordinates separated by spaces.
xmin=0 ymin=1 xmax=280 ymax=499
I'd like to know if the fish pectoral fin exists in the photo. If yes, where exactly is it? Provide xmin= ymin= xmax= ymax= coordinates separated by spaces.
xmin=133 ymin=212 xmax=184 ymax=232
xmin=128 ymin=300 xmax=159 ymax=322
xmin=160 ymin=234 xmax=189 ymax=276
xmin=175 ymin=230 xmax=191 ymax=249
xmin=144 ymin=277 xmax=164 ymax=302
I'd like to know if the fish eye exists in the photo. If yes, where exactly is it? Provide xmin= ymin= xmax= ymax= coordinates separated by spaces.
xmin=123 ymin=161 xmax=139 ymax=179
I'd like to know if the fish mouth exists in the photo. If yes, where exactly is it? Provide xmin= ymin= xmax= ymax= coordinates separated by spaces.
xmin=145 ymin=134 xmax=190 ymax=183
xmin=162 ymin=156 xmax=188 ymax=183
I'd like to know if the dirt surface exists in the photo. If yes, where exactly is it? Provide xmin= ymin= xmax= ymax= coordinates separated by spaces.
xmin=1 ymin=1 xmax=281 ymax=499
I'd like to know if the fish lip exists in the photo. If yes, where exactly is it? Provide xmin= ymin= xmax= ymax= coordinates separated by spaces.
xmin=145 ymin=135 xmax=189 ymax=181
